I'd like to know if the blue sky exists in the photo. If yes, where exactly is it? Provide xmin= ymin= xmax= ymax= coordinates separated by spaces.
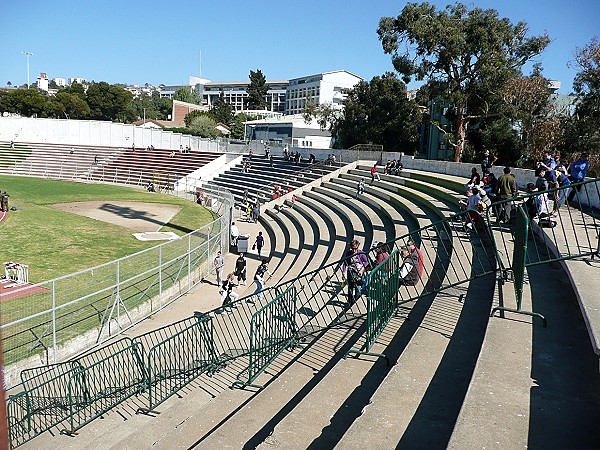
xmin=1 ymin=0 xmax=597 ymax=93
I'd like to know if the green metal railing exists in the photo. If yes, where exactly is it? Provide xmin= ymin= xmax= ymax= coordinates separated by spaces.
xmin=138 ymin=314 xmax=216 ymax=412
xmin=232 ymin=286 xmax=298 ymax=389
xmin=8 ymin=179 xmax=600 ymax=448
xmin=345 ymin=250 xmax=402 ymax=366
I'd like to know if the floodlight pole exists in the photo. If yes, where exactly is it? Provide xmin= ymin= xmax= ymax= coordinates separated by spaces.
xmin=22 ymin=51 xmax=33 ymax=88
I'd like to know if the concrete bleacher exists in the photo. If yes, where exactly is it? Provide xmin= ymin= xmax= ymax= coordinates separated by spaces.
xmin=0 ymin=141 xmax=220 ymax=188
xmin=14 ymin=161 xmax=600 ymax=449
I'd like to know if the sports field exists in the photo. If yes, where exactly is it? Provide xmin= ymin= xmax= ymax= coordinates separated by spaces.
xmin=0 ymin=174 xmax=216 ymax=283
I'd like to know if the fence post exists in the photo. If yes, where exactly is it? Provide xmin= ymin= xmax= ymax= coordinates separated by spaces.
xmin=52 ymin=280 xmax=57 ymax=364
xmin=159 ymin=245 xmax=163 ymax=310
xmin=188 ymin=233 xmax=192 ymax=291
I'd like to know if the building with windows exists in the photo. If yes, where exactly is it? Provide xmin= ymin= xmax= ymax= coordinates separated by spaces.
xmin=245 ymin=114 xmax=333 ymax=148
xmin=285 ymin=70 xmax=363 ymax=115
xmin=36 ymin=73 xmax=49 ymax=92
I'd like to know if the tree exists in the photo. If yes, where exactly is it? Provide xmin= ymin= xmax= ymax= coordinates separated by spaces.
xmin=230 ymin=112 xmax=250 ymax=140
xmin=184 ymin=110 xmax=210 ymax=128
xmin=246 ymin=69 xmax=268 ymax=110
xmin=86 ymin=82 xmax=133 ymax=122
xmin=378 ymin=2 xmax=550 ymax=161
xmin=6 ymin=88 xmax=48 ymax=117
xmin=7 ymin=81 xmax=11 ymax=87
xmin=331 ymin=73 xmax=422 ymax=153
xmin=188 ymin=115 xmax=220 ymax=138
xmin=174 ymin=87 xmax=201 ymax=105
xmin=565 ymin=37 xmax=600 ymax=154
xmin=46 ymin=91 xmax=90 ymax=119
xmin=62 ymin=82 xmax=86 ymax=100
xmin=210 ymin=90 xmax=234 ymax=125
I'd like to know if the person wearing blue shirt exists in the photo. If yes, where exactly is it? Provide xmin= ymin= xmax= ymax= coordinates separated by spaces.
xmin=567 ymin=153 xmax=590 ymax=204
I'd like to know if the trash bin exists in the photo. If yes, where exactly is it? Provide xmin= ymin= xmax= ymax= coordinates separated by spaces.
xmin=237 ymin=234 xmax=250 ymax=253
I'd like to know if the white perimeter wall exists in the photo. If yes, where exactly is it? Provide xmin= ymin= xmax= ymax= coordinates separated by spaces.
xmin=0 ymin=116 xmax=226 ymax=152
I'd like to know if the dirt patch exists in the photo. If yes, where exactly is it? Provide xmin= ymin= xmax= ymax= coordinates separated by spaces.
xmin=52 ymin=201 xmax=181 ymax=233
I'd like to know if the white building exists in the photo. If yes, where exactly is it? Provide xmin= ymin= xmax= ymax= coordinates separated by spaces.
xmin=52 ymin=77 xmax=66 ymax=87
xmin=68 ymin=77 xmax=86 ymax=85
xmin=285 ymin=70 xmax=363 ymax=115
xmin=245 ymin=114 xmax=332 ymax=148
xmin=36 ymin=73 xmax=49 ymax=92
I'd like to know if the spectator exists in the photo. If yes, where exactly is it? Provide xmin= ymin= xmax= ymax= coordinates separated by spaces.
xmin=218 ymin=273 xmax=239 ymax=314
xmin=539 ymin=150 xmax=556 ymax=171
xmin=214 ymin=251 xmax=225 ymax=286
xmin=482 ymin=172 xmax=497 ymax=197
xmin=407 ymin=240 xmax=424 ymax=277
xmin=356 ymin=178 xmax=365 ymax=198
xmin=235 ymin=253 xmax=247 ymax=285
xmin=309 ymin=153 xmax=316 ymax=164
xmin=535 ymin=167 xmax=548 ymax=192
xmin=269 ymin=154 xmax=274 ymax=167
xmin=230 ymin=221 xmax=240 ymax=246
xmin=480 ymin=149 xmax=498 ymax=176
xmin=399 ymin=247 xmax=420 ymax=286
xmin=370 ymin=164 xmax=381 ymax=184
xmin=253 ymin=231 xmax=265 ymax=256
xmin=249 ymin=259 xmax=272 ymax=304
xmin=342 ymin=240 xmax=369 ymax=306
xmin=567 ymin=152 xmax=590 ymax=204
xmin=495 ymin=167 xmax=517 ymax=223
xmin=553 ymin=170 xmax=571 ymax=216
xmin=375 ymin=244 xmax=390 ymax=265
xmin=465 ymin=167 xmax=481 ymax=189
xmin=251 ymin=203 xmax=261 ymax=223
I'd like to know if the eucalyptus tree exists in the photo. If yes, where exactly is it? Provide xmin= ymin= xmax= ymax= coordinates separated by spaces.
xmin=378 ymin=2 xmax=549 ymax=161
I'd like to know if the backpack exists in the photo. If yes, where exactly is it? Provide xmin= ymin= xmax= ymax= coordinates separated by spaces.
xmin=477 ymin=200 xmax=487 ymax=213
xmin=347 ymin=257 xmax=365 ymax=284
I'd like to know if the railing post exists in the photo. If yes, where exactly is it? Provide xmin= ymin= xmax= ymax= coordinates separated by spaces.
xmin=159 ymin=245 xmax=163 ymax=310
xmin=52 ymin=280 xmax=57 ymax=364
xmin=188 ymin=233 xmax=192 ymax=291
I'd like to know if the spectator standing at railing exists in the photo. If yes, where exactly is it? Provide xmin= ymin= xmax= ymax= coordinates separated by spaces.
xmin=495 ymin=167 xmax=517 ymax=223
xmin=552 ymin=170 xmax=571 ymax=216
xmin=567 ymin=153 xmax=590 ymax=204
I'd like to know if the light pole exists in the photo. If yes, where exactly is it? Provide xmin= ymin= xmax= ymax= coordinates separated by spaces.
xmin=22 ymin=51 xmax=33 ymax=88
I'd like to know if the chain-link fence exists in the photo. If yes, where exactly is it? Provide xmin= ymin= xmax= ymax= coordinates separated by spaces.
xmin=0 ymin=182 xmax=233 ymax=388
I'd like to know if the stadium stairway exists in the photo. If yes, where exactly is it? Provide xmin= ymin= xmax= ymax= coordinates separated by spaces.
xmin=16 ymin=163 xmax=600 ymax=449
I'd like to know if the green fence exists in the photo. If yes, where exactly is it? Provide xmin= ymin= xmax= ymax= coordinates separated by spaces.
xmin=346 ymin=250 xmax=402 ymax=366
xmin=8 ymin=181 xmax=600 ymax=448
xmin=138 ymin=314 xmax=216 ymax=412
xmin=233 ymin=286 xmax=298 ymax=389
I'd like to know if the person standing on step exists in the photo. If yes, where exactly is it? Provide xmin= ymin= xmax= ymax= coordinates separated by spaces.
xmin=567 ymin=152 xmax=590 ymax=204
xmin=356 ymin=178 xmax=365 ymax=198
xmin=342 ymin=239 xmax=369 ymax=306
xmin=235 ymin=253 xmax=247 ymax=285
xmin=495 ymin=167 xmax=517 ymax=223
xmin=253 ymin=231 xmax=265 ymax=256
xmin=230 ymin=221 xmax=240 ymax=246
xmin=249 ymin=259 xmax=272 ymax=304
xmin=370 ymin=164 xmax=381 ymax=184
xmin=214 ymin=251 xmax=225 ymax=286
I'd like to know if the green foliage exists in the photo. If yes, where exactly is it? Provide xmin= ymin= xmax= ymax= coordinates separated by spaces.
xmin=247 ymin=69 xmax=268 ymax=110
xmin=184 ymin=109 xmax=210 ymax=127
xmin=174 ymin=86 xmax=201 ymax=105
xmin=4 ymin=88 xmax=48 ymax=117
xmin=86 ymin=81 xmax=133 ymax=122
xmin=378 ymin=2 xmax=550 ymax=161
xmin=46 ymin=91 xmax=91 ymax=119
xmin=230 ymin=113 xmax=250 ymax=140
xmin=188 ymin=115 xmax=220 ymax=138
xmin=210 ymin=90 xmax=234 ymax=124
xmin=332 ymin=73 xmax=422 ymax=153
xmin=565 ymin=38 xmax=600 ymax=154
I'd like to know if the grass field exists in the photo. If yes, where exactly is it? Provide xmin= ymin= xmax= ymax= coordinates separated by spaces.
xmin=0 ymin=174 xmax=216 ymax=283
